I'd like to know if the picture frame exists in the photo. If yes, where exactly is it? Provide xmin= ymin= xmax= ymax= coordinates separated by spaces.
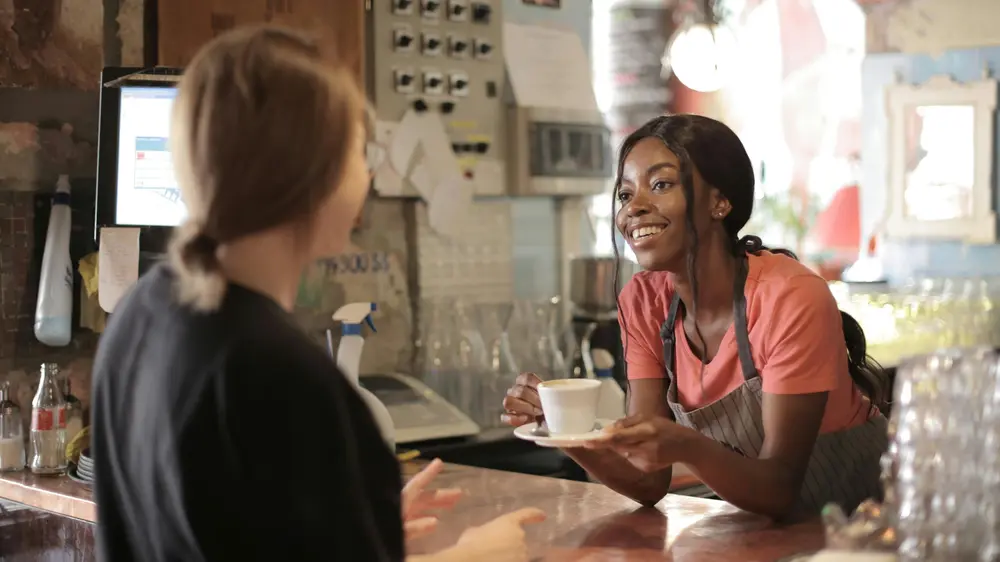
xmin=884 ymin=73 xmax=998 ymax=243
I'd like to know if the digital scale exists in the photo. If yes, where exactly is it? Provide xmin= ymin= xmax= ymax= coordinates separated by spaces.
xmin=358 ymin=373 xmax=480 ymax=445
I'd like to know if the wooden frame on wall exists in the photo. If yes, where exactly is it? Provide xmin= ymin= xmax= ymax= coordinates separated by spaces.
xmin=885 ymin=73 xmax=998 ymax=244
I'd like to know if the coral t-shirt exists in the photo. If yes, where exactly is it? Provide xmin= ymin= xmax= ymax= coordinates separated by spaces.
xmin=619 ymin=251 xmax=873 ymax=434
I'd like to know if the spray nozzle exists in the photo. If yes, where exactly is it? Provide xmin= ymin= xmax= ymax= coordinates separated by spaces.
xmin=334 ymin=302 xmax=378 ymax=335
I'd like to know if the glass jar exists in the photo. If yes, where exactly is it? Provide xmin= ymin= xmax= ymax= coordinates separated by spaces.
xmin=0 ymin=381 xmax=25 ymax=472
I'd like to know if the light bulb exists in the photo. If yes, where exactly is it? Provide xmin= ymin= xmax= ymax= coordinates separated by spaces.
xmin=663 ymin=23 xmax=738 ymax=93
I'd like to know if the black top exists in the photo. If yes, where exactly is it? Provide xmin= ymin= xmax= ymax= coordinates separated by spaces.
xmin=91 ymin=265 xmax=403 ymax=562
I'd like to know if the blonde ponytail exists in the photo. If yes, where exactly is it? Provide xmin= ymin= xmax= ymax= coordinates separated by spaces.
xmin=165 ymin=25 xmax=364 ymax=313
xmin=168 ymin=221 xmax=227 ymax=312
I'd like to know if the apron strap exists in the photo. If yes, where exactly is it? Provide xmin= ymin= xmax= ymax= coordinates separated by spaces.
xmin=659 ymin=253 xmax=757 ymax=383
xmin=732 ymin=254 xmax=758 ymax=381
xmin=660 ymin=293 xmax=682 ymax=382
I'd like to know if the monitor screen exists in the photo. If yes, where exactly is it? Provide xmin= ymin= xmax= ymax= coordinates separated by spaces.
xmin=114 ymin=86 xmax=187 ymax=227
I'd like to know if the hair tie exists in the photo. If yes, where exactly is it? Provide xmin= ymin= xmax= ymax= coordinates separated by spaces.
xmin=736 ymin=234 xmax=763 ymax=253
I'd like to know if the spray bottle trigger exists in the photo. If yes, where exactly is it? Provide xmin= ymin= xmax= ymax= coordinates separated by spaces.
xmin=365 ymin=315 xmax=377 ymax=333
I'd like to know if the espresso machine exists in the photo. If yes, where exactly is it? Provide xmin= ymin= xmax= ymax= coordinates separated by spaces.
xmin=566 ymin=256 xmax=638 ymax=389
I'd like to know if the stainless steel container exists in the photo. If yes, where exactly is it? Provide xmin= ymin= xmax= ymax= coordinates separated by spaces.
xmin=569 ymin=256 xmax=640 ymax=316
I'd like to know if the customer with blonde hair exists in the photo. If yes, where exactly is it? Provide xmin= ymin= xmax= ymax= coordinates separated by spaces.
xmin=92 ymin=25 xmax=543 ymax=562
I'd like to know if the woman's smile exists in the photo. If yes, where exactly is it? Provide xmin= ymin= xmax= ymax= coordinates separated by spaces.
xmin=628 ymin=223 xmax=669 ymax=251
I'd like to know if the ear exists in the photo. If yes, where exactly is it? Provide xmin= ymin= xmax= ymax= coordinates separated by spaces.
xmin=709 ymin=189 xmax=732 ymax=221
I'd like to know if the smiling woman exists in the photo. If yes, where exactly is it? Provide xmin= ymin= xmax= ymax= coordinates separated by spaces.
xmin=503 ymin=114 xmax=890 ymax=519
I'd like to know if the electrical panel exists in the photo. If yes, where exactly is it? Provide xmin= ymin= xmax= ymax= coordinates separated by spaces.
xmin=368 ymin=0 xmax=505 ymax=197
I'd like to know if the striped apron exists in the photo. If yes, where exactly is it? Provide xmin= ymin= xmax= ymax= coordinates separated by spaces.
xmin=660 ymin=253 xmax=888 ymax=514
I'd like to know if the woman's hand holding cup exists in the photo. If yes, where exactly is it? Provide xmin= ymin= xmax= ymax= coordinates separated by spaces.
xmin=501 ymin=372 xmax=544 ymax=427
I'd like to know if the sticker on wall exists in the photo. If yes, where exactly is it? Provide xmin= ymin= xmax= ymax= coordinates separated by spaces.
xmin=371 ymin=121 xmax=405 ymax=197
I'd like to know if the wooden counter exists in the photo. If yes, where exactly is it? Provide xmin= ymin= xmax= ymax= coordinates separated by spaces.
xmin=0 ymin=470 xmax=95 ymax=522
xmin=0 ymin=464 xmax=824 ymax=560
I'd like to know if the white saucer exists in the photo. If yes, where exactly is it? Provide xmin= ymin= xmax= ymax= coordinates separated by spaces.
xmin=513 ymin=420 xmax=613 ymax=448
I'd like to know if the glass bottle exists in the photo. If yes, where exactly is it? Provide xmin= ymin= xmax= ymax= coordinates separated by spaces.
xmin=61 ymin=377 xmax=83 ymax=443
xmin=30 ymin=363 xmax=67 ymax=474
xmin=0 ymin=381 xmax=25 ymax=472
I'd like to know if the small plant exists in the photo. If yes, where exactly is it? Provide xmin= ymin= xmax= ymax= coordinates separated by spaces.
xmin=744 ymin=190 xmax=821 ymax=255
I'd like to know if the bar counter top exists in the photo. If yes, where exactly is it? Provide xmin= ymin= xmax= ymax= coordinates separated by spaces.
xmin=0 ymin=463 xmax=824 ymax=560
xmin=0 ymin=470 xmax=95 ymax=522
xmin=406 ymin=462 xmax=824 ymax=561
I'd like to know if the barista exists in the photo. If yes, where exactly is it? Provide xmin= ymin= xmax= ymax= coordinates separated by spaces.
xmin=503 ymin=114 xmax=889 ymax=519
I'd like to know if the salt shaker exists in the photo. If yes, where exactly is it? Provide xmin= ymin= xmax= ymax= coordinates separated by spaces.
xmin=0 ymin=381 xmax=26 ymax=472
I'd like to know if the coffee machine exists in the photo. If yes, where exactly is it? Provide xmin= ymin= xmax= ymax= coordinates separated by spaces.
xmin=566 ymin=256 xmax=638 ymax=389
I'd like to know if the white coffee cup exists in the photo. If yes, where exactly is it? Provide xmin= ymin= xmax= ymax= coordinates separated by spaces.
xmin=537 ymin=378 xmax=601 ymax=435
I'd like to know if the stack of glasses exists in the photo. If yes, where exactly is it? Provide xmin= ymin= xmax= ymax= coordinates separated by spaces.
xmin=887 ymin=347 xmax=1000 ymax=561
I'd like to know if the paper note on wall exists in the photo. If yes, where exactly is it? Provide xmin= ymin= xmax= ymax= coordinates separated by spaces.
xmin=503 ymin=22 xmax=599 ymax=111
xmin=416 ymin=112 xmax=461 ymax=183
xmin=410 ymin=162 xmax=435 ymax=200
xmin=389 ymin=110 xmax=423 ymax=175
xmin=372 ymin=121 xmax=404 ymax=196
xmin=427 ymin=173 xmax=474 ymax=238
xmin=98 ymin=227 xmax=140 ymax=313
xmin=389 ymin=110 xmax=462 ymax=198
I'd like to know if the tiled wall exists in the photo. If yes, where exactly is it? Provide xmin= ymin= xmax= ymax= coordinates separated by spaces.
xmin=860 ymin=0 xmax=1000 ymax=283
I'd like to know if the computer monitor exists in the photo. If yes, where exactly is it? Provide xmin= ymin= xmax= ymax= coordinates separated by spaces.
xmin=95 ymin=67 xmax=186 ymax=238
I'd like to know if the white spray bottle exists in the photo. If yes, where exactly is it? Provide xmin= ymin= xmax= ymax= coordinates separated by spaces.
xmin=332 ymin=302 xmax=395 ymax=450
xmin=34 ymin=175 xmax=73 ymax=347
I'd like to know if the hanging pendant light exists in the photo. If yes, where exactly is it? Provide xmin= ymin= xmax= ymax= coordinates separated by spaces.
xmin=662 ymin=0 xmax=738 ymax=93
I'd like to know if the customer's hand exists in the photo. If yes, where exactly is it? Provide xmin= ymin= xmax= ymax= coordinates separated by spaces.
xmin=585 ymin=414 xmax=696 ymax=472
xmin=402 ymin=459 xmax=463 ymax=540
xmin=455 ymin=508 xmax=546 ymax=562
xmin=500 ymin=372 xmax=544 ymax=427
